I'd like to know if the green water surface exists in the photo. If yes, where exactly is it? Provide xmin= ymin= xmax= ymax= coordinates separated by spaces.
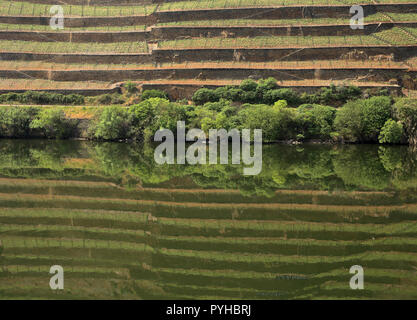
xmin=0 ymin=139 xmax=416 ymax=299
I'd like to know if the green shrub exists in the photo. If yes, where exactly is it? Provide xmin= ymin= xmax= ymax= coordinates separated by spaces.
xmin=0 ymin=92 xmax=19 ymax=103
xmin=192 ymin=88 xmax=219 ymax=105
xmin=378 ymin=119 xmax=404 ymax=144
xmin=263 ymin=88 xmax=301 ymax=106
xmin=393 ymin=98 xmax=417 ymax=146
xmin=129 ymin=98 xmax=188 ymax=141
xmin=335 ymin=96 xmax=392 ymax=142
xmin=301 ymin=85 xmax=362 ymax=106
xmin=240 ymin=90 xmax=258 ymax=104
xmin=238 ymin=100 xmax=300 ymax=142
xmin=257 ymin=77 xmax=279 ymax=92
xmin=334 ymin=100 xmax=365 ymax=142
xmin=0 ymin=91 xmax=85 ymax=105
xmin=91 ymin=106 xmax=130 ymax=140
xmin=297 ymin=104 xmax=336 ymax=139
xmin=124 ymin=81 xmax=138 ymax=94
xmin=141 ymin=89 xmax=168 ymax=101
xmin=362 ymin=96 xmax=392 ymax=141
xmin=239 ymin=79 xmax=258 ymax=92
xmin=94 ymin=93 xmax=125 ymax=105
xmin=214 ymin=86 xmax=243 ymax=101
xmin=0 ymin=107 xmax=39 ymax=138
xmin=30 ymin=108 xmax=76 ymax=139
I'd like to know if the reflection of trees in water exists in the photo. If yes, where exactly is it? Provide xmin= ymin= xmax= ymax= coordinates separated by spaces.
xmin=0 ymin=139 xmax=416 ymax=194
xmin=0 ymin=139 xmax=87 ymax=169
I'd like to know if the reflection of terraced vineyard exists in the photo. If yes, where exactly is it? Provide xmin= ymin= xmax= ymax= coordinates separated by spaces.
xmin=0 ymin=140 xmax=416 ymax=299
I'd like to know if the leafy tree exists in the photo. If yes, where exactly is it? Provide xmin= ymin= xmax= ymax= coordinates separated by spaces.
xmin=378 ymin=119 xmax=404 ymax=144
xmin=297 ymin=104 xmax=336 ymax=139
xmin=91 ymin=106 xmax=130 ymax=140
xmin=263 ymin=88 xmax=300 ymax=106
xmin=192 ymin=88 xmax=219 ymax=105
xmin=257 ymin=77 xmax=279 ymax=92
xmin=334 ymin=100 xmax=365 ymax=142
xmin=0 ymin=107 xmax=38 ymax=138
xmin=335 ymin=96 xmax=392 ymax=142
xmin=30 ymin=108 xmax=77 ymax=139
xmin=214 ymin=86 xmax=243 ymax=102
xmin=239 ymin=79 xmax=258 ymax=92
xmin=129 ymin=98 xmax=188 ymax=140
xmin=238 ymin=100 xmax=300 ymax=142
xmin=393 ymin=98 xmax=417 ymax=146
xmin=362 ymin=96 xmax=392 ymax=141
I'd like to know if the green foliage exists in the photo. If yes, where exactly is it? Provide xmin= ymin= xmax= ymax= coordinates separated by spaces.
xmin=239 ymin=79 xmax=258 ymax=92
xmin=0 ymin=91 xmax=84 ymax=105
xmin=30 ymin=108 xmax=76 ymax=139
xmin=379 ymin=119 xmax=404 ymax=144
xmin=334 ymin=96 xmax=392 ymax=142
xmin=91 ymin=106 xmax=130 ymax=140
xmin=301 ymin=85 xmax=362 ymax=106
xmin=92 ymin=93 xmax=125 ymax=105
xmin=332 ymin=146 xmax=391 ymax=190
xmin=238 ymin=100 xmax=300 ymax=142
xmin=192 ymin=80 xmax=361 ymax=107
xmin=334 ymin=100 xmax=364 ymax=142
xmin=214 ymin=86 xmax=243 ymax=102
xmin=362 ymin=96 xmax=392 ymax=141
xmin=141 ymin=89 xmax=168 ymax=101
xmin=192 ymin=88 xmax=219 ymax=105
xmin=393 ymin=98 xmax=417 ymax=146
xmin=257 ymin=77 xmax=279 ymax=92
xmin=0 ymin=107 xmax=39 ymax=138
xmin=129 ymin=98 xmax=188 ymax=141
xmin=263 ymin=88 xmax=300 ymax=106
xmin=297 ymin=104 xmax=336 ymax=139
xmin=124 ymin=81 xmax=138 ymax=94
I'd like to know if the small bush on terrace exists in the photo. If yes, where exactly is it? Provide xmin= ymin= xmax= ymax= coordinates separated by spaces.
xmin=141 ymin=89 xmax=168 ymax=101
xmin=263 ymin=88 xmax=301 ymax=106
xmin=124 ymin=82 xmax=138 ymax=95
xmin=192 ymin=79 xmax=363 ymax=107
xmin=0 ymin=91 xmax=85 ymax=105
xmin=91 ymin=93 xmax=126 ymax=105
xmin=192 ymin=88 xmax=220 ymax=105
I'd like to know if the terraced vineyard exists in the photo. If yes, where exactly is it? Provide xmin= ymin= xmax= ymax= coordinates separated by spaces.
xmin=1 ymin=0 xmax=417 ymax=98
xmin=0 ymin=140 xmax=416 ymax=299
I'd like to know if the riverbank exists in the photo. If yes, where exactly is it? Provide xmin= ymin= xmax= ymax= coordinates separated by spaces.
xmin=0 ymin=80 xmax=416 ymax=145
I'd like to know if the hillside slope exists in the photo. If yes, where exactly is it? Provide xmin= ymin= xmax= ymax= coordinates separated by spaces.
xmin=1 ymin=0 xmax=417 ymax=98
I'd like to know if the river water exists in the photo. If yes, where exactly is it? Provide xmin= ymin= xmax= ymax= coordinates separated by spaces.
xmin=0 ymin=139 xmax=416 ymax=299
